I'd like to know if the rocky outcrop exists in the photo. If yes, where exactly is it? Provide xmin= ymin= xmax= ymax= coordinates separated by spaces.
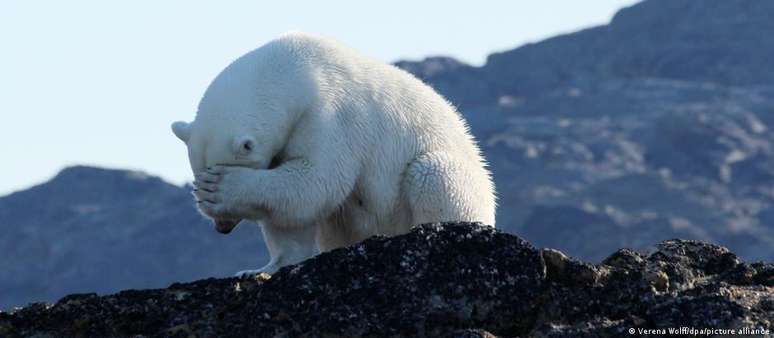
xmin=2 ymin=223 xmax=771 ymax=337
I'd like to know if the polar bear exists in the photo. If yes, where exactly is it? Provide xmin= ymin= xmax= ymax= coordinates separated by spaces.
xmin=171 ymin=32 xmax=496 ymax=276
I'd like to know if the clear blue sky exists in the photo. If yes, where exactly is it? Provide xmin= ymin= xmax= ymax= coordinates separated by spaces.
xmin=0 ymin=0 xmax=638 ymax=196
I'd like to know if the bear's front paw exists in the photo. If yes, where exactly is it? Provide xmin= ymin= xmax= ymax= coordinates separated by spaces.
xmin=193 ymin=165 xmax=259 ymax=220
xmin=235 ymin=265 xmax=278 ymax=279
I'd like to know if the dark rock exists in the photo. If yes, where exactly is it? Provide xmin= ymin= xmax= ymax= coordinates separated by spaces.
xmin=541 ymin=248 xmax=602 ymax=287
xmin=1 ymin=223 xmax=771 ymax=337
xmin=444 ymin=329 xmax=500 ymax=338
xmin=601 ymin=248 xmax=646 ymax=269
xmin=752 ymin=262 xmax=774 ymax=286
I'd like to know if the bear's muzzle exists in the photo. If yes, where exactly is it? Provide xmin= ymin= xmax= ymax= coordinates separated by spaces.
xmin=215 ymin=219 xmax=241 ymax=234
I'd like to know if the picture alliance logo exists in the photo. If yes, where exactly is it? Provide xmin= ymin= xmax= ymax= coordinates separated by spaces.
xmin=630 ymin=327 xmax=771 ymax=335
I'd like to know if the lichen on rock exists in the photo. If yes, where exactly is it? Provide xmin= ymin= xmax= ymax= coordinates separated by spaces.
xmin=0 ymin=222 xmax=771 ymax=337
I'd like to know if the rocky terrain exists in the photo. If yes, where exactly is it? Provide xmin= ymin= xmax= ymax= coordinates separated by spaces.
xmin=1 ymin=223 xmax=772 ymax=337
xmin=3 ymin=0 xmax=774 ymax=310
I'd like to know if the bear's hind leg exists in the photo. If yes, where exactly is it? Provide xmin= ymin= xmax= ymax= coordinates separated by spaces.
xmin=403 ymin=152 xmax=495 ymax=226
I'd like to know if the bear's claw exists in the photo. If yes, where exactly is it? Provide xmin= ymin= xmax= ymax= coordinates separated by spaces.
xmin=193 ymin=181 xmax=218 ymax=193
xmin=195 ymin=171 xmax=221 ymax=184
xmin=193 ymin=188 xmax=220 ymax=203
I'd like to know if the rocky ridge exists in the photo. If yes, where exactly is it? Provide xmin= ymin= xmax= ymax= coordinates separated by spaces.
xmin=1 ymin=223 xmax=771 ymax=337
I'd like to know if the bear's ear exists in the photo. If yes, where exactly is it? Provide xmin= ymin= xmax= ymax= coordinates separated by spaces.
xmin=171 ymin=121 xmax=192 ymax=143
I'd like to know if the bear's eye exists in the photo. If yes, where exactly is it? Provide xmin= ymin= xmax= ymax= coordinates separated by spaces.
xmin=233 ymin=136 xmax=256 ymax=156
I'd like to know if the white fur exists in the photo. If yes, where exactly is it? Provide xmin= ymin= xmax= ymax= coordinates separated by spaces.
xmin=172 ymin=32 xmax=496 ymax=276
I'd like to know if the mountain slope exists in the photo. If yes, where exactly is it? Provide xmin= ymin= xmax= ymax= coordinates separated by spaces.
xmin=0 ymin=166 xmax=268 ymax=310
xmin=398 ymin=0 xmax=774 ymax=110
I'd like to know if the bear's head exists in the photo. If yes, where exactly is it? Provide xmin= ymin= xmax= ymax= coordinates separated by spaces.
xmin=171 ymin=88 xmax=293 ymax=234
xmin=171 ymin=92 xmax=296 ymax=231
xmin=170 ymin=117 xmax=265 ymax=234
xmin=171 ymin=41 xmax=313 ymax=233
